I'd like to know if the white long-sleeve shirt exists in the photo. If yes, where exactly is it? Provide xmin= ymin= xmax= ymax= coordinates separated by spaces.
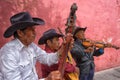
xmin=0 ymin=39 xmax=59 ymax=80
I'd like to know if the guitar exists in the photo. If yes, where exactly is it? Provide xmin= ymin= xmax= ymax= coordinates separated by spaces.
xmin=58 ymin=3 xmax=78 ymax=80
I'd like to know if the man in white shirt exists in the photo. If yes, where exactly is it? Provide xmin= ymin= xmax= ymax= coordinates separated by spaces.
xmin=0 ymin=12 xmax=72 ymax=80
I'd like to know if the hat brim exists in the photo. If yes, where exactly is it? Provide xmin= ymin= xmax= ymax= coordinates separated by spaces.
xmin=4 ymin=18 xmax=45 ymax=38
xmin=38 ymin=33 xmax=63 ymax=45
xmin=76 ymin=27 xmax=87 ymax=31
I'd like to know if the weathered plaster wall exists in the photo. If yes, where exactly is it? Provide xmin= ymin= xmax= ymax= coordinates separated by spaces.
xmin=0 ymin=0 xmax=120 ymax=77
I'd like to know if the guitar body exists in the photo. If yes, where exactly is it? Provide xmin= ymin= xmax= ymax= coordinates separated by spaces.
xmin=64 ymin=72 xmax=79 ymax=80
xmin=64 ymin=52 xmax=79 ymax=80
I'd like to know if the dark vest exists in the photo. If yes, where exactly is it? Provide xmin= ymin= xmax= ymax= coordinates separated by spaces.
xmin=71 ymin=39 xmax=103 ymax=74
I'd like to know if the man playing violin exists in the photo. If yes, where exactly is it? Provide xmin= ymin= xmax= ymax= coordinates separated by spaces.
xmin=71 ymin=26 xmax=104 ymax=80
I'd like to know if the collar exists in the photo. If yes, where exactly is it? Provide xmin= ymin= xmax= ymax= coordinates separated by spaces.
xmin=15 ymin=38 xmax=26 ymax=51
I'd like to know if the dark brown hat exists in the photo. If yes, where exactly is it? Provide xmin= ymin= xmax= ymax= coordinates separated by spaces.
xmin=4 ymin=12 xmax=45 ymax=38
xmin=73 ymin=26 xmax=87 ymax=40
xmin=38 ymin=29 xmax=63 ymax=45
xmin=73 ymin=26 xmax=87 ymax=35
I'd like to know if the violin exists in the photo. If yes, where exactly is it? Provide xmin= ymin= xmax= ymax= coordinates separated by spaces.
xmin=82 ymin=39 xmax=120 ymax=50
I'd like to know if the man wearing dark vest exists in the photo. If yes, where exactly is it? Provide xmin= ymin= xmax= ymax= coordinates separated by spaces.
xmin=71 ymin=26 xmax=104 ymax=80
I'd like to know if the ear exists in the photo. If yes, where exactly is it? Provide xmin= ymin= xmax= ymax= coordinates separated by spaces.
xmin=46 ymin=40 xmax=51 ymax=45
xmin=17 ymin=30 xmax=24 ymax=37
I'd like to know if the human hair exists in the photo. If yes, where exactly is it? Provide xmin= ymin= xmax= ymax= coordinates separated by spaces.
xmin=13 ymin=27 xmax=27 ymax=38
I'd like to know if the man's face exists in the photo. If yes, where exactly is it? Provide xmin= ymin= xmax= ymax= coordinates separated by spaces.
xmin=47 ymin=37 xmax=60 ymax=51
xmin=18 ymin=26 xmax=36 ymax=46
xmin=75 ymin=30 xmax=85 ymax=40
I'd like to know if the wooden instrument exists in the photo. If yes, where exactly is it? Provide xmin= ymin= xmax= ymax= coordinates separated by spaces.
xmin=58 ymin=3 xmax=78 ymax=80
xmin=82 ymin=39 xmax=120 ymax=50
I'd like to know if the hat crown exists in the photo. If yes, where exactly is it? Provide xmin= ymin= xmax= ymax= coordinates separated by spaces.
xmin=43 ymin=29 xmax=57 ymax=36
xmin=10 ymin=12 xmax=33 ymax=25
xmin=73 ymin=26 xmax=87 ymax=36
xmin=38 ymin=29 xmax=63 ymax=44
xmin=4 ymin=12 xmax=45 ymax=38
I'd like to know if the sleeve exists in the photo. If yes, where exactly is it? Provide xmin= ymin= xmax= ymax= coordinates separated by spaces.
xmin=34 ymin=44 xmax=59 ymax=66
xmin=93 ymin=48 xmax=104 ymax=56
xmin=0 ymin=48 xmax=22 ymax=80
xmin=0 ymin=72 xmax=2 ymax=80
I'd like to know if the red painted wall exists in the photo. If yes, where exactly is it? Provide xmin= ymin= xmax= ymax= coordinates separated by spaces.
xmin=0 ymin=0 xmax=120 ymax=76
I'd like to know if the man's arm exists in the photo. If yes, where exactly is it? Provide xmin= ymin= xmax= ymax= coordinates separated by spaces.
xmin=34 ymin=44 xmax=59 ymax=66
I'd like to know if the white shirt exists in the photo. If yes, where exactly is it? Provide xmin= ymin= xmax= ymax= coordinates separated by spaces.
xmin=0 ymin=39 xmax=59 ymax=80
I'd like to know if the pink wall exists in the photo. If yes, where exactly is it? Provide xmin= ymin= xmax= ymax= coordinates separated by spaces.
xmin=0 ymin=0 xmax=120 ymax=74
